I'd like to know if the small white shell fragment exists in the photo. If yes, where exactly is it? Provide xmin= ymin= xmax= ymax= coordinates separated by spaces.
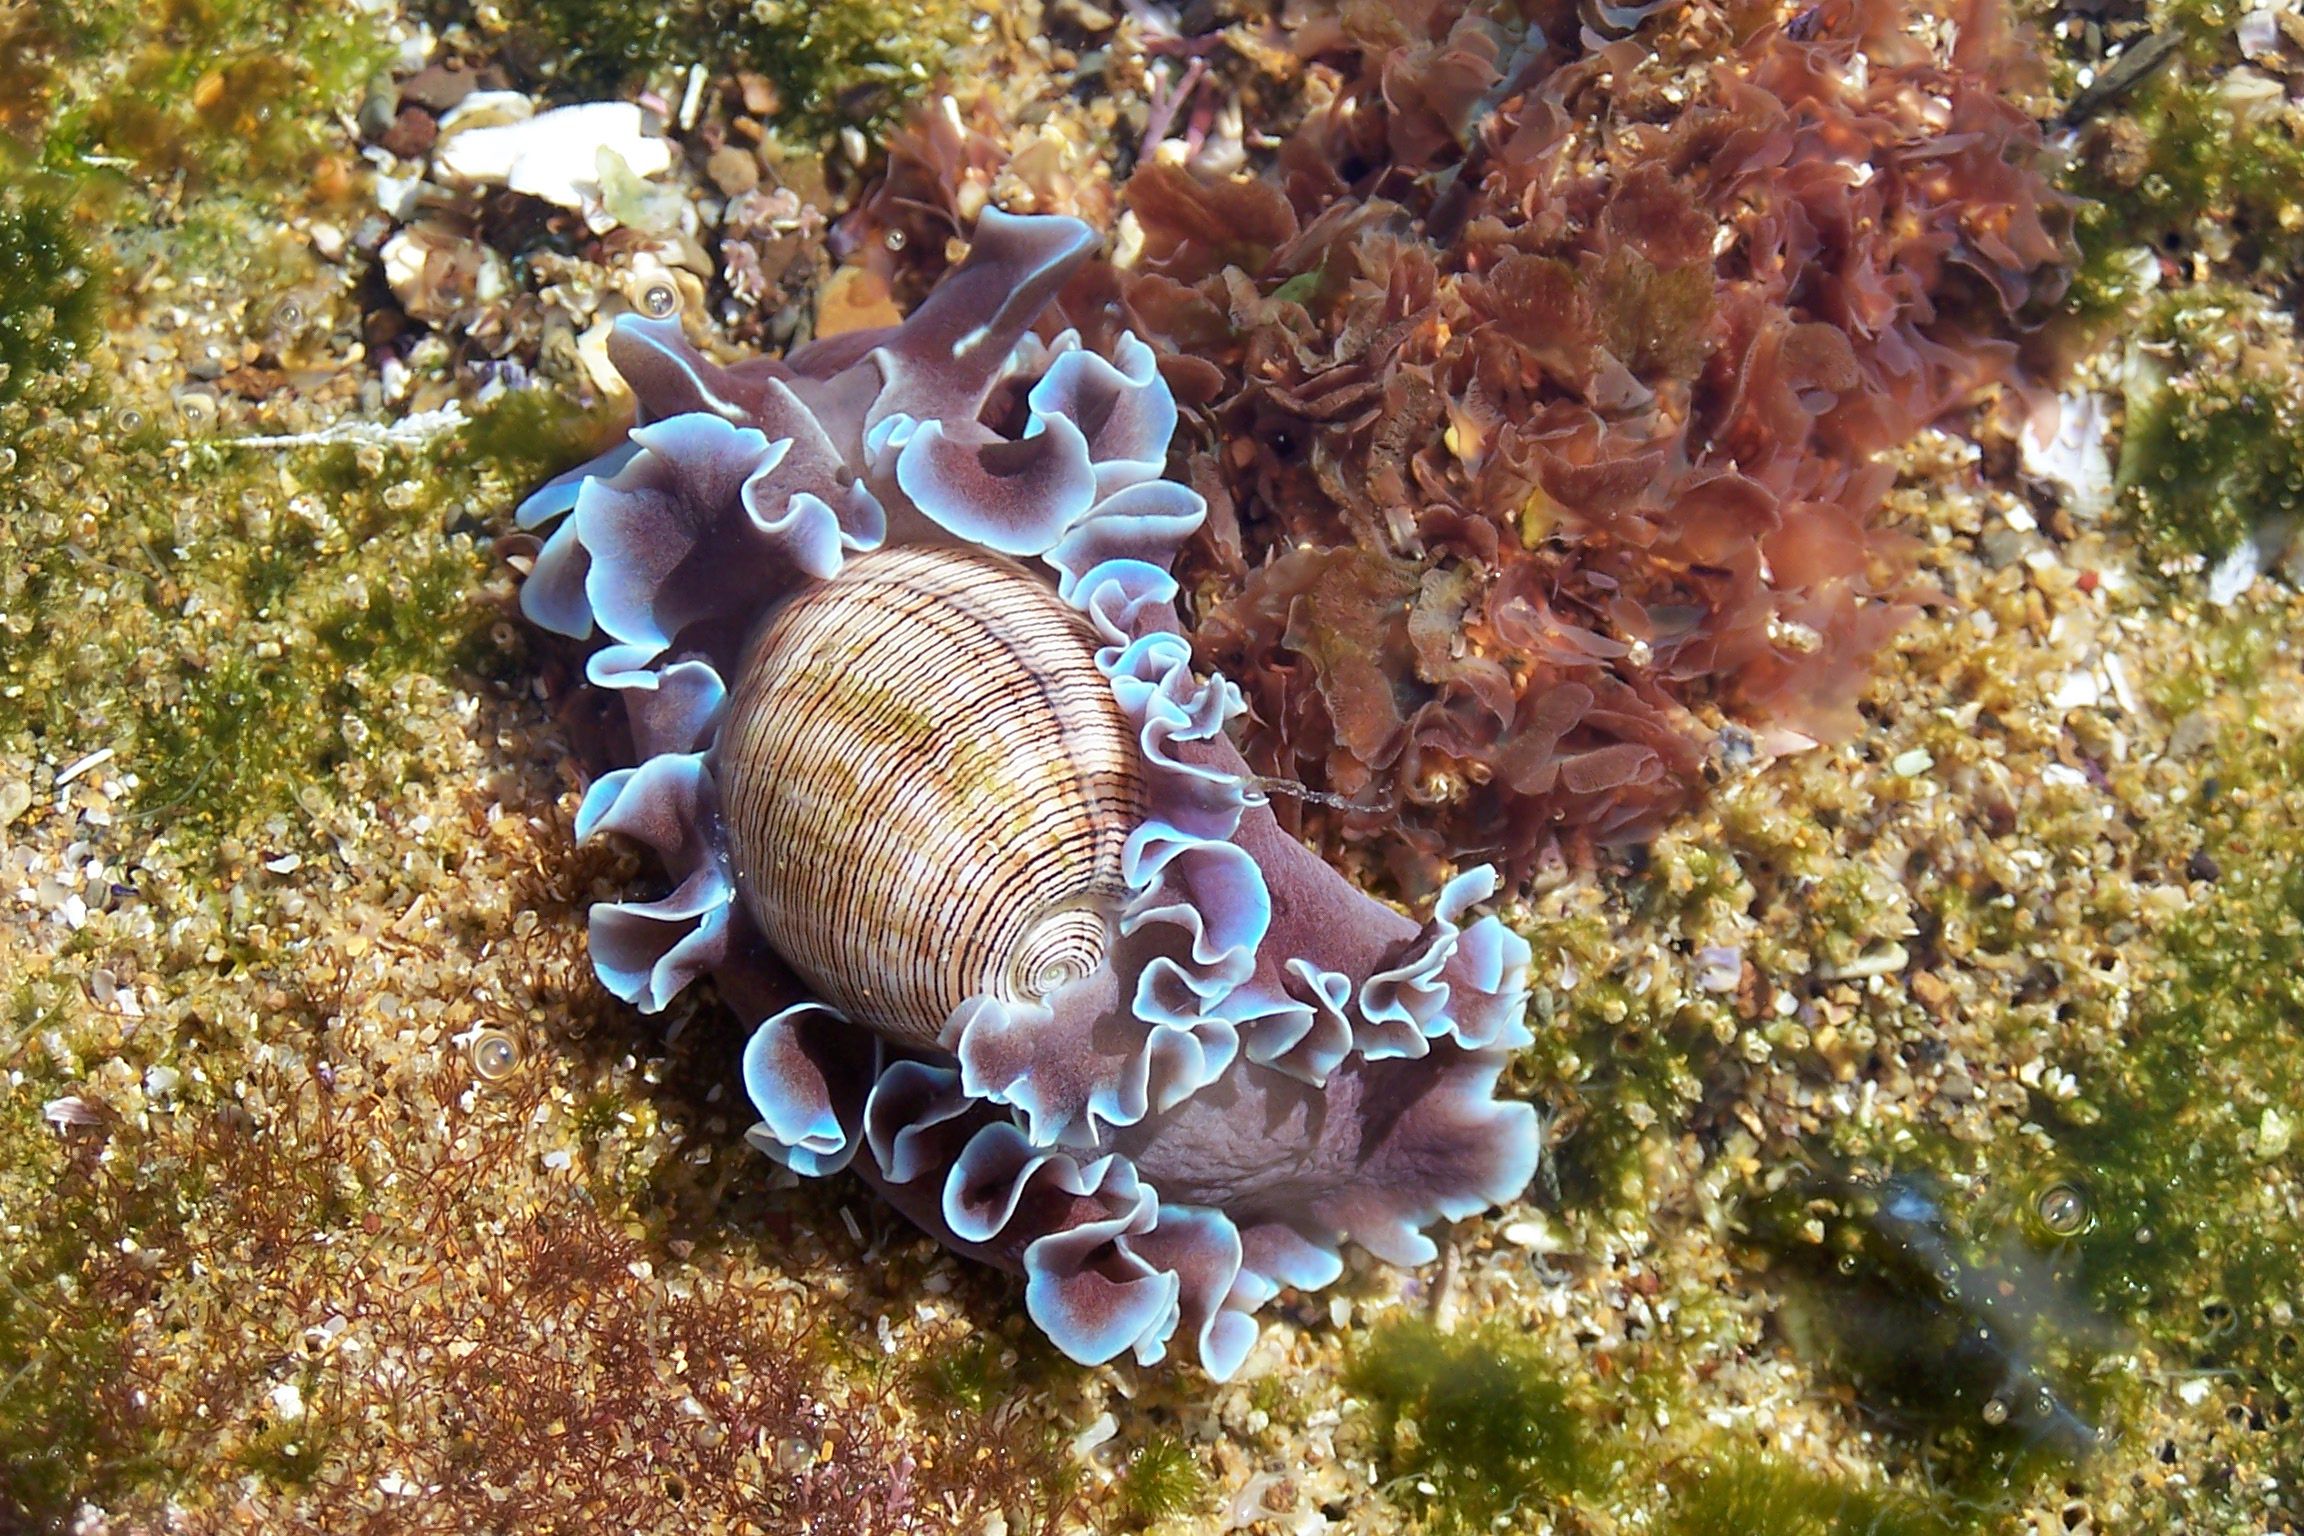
xmin=367 ymin=154 xmax=425 ymax=220
xmin=1890 ymin=748 xmax=1934 ymax=777
xmin=44 ymin=1096 xmax=104 ymax=1127
xmin=2050 ymin=668 xmax=2102 ymax=711
xmin=2238 ymin=7 xmax=2281 ymax=60
xmin=435 ymin=89 xmax=535 ymax=134
xmin=2208 ymin=541 xmax=2262 ymax=607
xmin=676 ymin=62 xmax=707 ymax=131
xmin=2017 ymin=391 xmax=2114 ymax=518
xmin=1502 ymin=1215 xmax=1568 ymax=1253
xmin=55 ymin=747 xmax=115 ymax=787
xmin=1070 ymin=1411 xmax=1117 ymax=1456
xmin=269 ymin=1381 xmax=306 ymax=1422
xmin=2261 ymin=1107 xmax=2295 ymax=1161
xmin=2103 ymin=652 xmax=2139 ymax=714
xmin=1693 ymin=945 xmax=1742 ymax=993
xmin=1817 ymin=941 xmax=1908 ymax=981
xmin=0 ymin=778 xmax=30 ymax=827
xmin=435 ymin=101 xmax=674 ymax=214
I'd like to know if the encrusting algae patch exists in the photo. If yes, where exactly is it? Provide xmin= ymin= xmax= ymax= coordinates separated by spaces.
xmin=2 ymin=0 xmax=2302 ymax=1531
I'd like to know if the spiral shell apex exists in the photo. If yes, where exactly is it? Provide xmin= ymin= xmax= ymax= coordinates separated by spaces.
xmin=716 ymin=546 xmax=1143 ymax=1049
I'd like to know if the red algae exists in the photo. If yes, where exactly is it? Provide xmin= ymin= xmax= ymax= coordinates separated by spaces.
xmin=1054 ymin=0 xmax=2075 ymax=880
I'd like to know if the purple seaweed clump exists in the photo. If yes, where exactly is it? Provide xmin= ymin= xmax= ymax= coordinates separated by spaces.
xmin=517 ymin=210 xmax=1539 ymax=1379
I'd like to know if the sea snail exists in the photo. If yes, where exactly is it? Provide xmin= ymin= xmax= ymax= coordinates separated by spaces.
xmin=518 ymin=209 xmax=1540 ymax=1379
xmin=720 ymin=545 xmax=1143 ymax=1048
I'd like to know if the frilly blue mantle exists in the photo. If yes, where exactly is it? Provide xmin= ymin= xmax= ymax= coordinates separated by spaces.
xmin=518 ymin=209 xmax=1540 ymax=1379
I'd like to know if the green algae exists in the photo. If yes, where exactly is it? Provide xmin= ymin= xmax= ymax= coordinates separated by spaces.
xmin=2112 ymin=290 xmax=2304 ymax=562
xmin=443 ymin=384 xmax=628 ymax=492
xmin=31 ymin=0 xmax=386 ymax=187
xmin=2035 ymin=724 xmax=2304 ymax=1398
xmin=1660 ymin=1453 xmax=1942 ymax=1536
xmin=0 ymin=399 xmax=542 ymax=851
xmin=475 ymin=0 xmax=974 ymax=138
xmin=1742 ymin=627 xmax=2304 ymax=1522
xmin=0 ymin=175 xmax=102 ymax=439
xmin=1899 ymin=650 xmax=2304 ymax=1422
xmin=918 ymin=1331 xmax=1018 ymax=1415
xmin=1346 ymin=1316 xmax=1982 ymax=1535
xmin=2063 ymin=0 xmax=2304 ymax=322
xmin=1113 ymin=1433 xmax=1208 ymax=1526
xmin=2161 ymin=619 xmax=2283 ymax=726
xmin=1518 ymin=801 xmax=1896 ymax=1225
xmin=1345 ymin=1319 xmax=1601 ymax=1532
xmin=1522 ymin=920 xmax=1726 ymax=1219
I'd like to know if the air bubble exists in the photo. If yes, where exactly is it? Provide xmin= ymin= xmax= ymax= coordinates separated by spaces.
xmin=472 ymin=1028 xmax=522 ymax=1083
xmin=173 ymin=386 xmax=219 ymax=432
xmin=2035 ymin=1180 xmax=2090 ymax=1236
xmin=641 ymin=281 xmax=680 ymax=318
xmin=1981 ymin=1397 xmax=2010 ymax=1426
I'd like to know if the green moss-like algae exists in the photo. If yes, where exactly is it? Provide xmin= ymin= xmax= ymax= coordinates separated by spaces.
xmin=30 ymin=0 xmax=385 ymax=186
xmin=2112 ymin=291 xmax=2304 ymax=562
xmin=1746 ymin=618 xmax=2304 ymax=1521
xmin=1345 ymin=1320 xmax=1601 ymax=1532
xmin=0 ymin=1089 xmax=155 ymax=1527
xmin=0 ymin=357 xmax=643 ymax=853
xmin=1113 ymin=1434 xmax=1208 ymax=1526
xmin=468 ymin=0 xmax=973 ymax=138
xmin=2038 ymin=721 xmax=2304 ymax=1397
xmin=2063 ymin=0 xmax=2304 ymax=321
xmin=1660 ymin=1454 xmax=1941 ymax=1536
xmin=0 ymin=424 xmax=498 ymax=847
xmin=1346 ymin=1317 xmax=1981 ymax=1536
xmin=0 ymin=175 xmax=102 ymax=437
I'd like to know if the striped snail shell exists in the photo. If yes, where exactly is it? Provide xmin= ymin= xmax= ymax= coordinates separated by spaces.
xmin=716 ymin=545 xmax=1144 ymax=1049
